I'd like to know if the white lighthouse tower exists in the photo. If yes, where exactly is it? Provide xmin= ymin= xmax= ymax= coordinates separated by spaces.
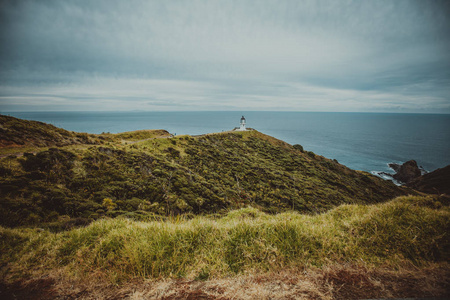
xmin=239 ymin=116 xmax=246 ymax=131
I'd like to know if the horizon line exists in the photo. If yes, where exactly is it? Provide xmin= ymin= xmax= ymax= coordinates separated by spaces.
xmin=2 ymin=110 xmax=450 ymax=115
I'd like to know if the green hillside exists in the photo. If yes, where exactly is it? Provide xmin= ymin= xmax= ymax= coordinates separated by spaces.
xmin=1 ymin=115 xmax=408 ymax=229
xmin=0 ymin=115 xmax=104 ymax=148
xmin=1 ymin=115 xmax=448 ymax=299
xmin=0 ymin=114 xmax=170 ymax=149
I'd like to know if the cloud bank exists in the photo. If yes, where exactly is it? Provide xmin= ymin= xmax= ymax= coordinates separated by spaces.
xmin=1 ymin=0 xmax=449 ymax=112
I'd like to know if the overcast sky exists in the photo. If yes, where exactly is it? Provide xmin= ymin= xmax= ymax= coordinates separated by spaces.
xmin=1 ymin=0 xmax=449 ymax=113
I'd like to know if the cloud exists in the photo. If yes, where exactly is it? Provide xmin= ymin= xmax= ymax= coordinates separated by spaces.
xmin=0 ymin=0 xmax=449 ymax=112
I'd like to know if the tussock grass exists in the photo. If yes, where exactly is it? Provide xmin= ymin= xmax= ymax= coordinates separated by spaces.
xmin=1 ymin=196 xmax=448 ymax=284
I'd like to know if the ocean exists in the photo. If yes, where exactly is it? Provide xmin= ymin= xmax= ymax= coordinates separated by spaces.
xmin=4 ymin=111 xmax=450 ymax=176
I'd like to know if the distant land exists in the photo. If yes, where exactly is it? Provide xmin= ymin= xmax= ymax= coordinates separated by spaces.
xmin=0 ymin=114 xmax=449 ymax=299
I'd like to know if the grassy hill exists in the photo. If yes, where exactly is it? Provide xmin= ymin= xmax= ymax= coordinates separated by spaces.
xmin=0 ymin=114 xmax=170 ymax=149
xmin=0 ymin=115 xmax=408 ymax=228
xmin=0 ymin=115 xmax=104 ymax=148
xmin=0 ymin=115 xmax=448 ymax=299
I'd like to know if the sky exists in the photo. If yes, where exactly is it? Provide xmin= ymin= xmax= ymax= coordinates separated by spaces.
xmin=0 ymin=0 xmax=449 ymax=113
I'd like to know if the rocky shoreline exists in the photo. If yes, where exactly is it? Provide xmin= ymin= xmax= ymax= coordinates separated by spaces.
xmin=375 ymin=160 xmax=450 ymax=196
xmin=376 ymin=160 xmax=427 ymax=184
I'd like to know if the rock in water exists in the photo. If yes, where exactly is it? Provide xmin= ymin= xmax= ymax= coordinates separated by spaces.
xmin=393 ymin=160 xmax=421 ymax=183
xmin=388 ymin=163 xmax=401 ymax=173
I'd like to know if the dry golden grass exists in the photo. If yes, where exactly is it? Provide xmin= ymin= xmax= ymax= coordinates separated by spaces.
xmin=1 ymin=263 xmax=448 ymax=299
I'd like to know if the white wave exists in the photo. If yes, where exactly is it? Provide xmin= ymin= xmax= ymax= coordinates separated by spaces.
xmin=371 ymin=170 xmax=402 ymax=186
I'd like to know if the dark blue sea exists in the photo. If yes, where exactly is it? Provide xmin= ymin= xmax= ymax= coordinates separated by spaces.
xmin=4 ymin=111 xmax=450 ymax=177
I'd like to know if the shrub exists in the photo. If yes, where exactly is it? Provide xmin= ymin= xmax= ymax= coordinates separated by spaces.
xmin=293 ymin=144 xmax=304 ymax=152
xmin=102 ymin=198 xmax=117 ymax=211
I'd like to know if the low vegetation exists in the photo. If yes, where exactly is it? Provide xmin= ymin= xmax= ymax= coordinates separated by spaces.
xmin=1 ymin=116 xmax=407 ymax=229
xmin=107 ymin=129 xmax=171 ymax=141
xmin=0 ymin=115 xmax=104 ymax=147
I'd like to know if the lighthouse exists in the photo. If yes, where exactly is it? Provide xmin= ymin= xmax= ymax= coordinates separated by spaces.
xmin=239 ymin=116 xmax=246 ymax=131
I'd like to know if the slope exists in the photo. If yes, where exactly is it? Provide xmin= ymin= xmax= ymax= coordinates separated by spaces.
xmin=0 ymin=196 xmax=448 ymax=299
xmin=407 ymin=165 xmax=450 ymax=195
xmin=0 ymin=116 xmax=409 ymax=228
xmin=0 ymin=115 xmax=103 ymax=148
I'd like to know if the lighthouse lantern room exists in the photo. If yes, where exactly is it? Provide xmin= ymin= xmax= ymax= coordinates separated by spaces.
xmin=239 ymin=116 xmax=246 ymax=131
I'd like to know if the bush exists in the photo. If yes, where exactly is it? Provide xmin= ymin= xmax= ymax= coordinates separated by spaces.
xmin=293 ymin=144 xmax=304 ymax=152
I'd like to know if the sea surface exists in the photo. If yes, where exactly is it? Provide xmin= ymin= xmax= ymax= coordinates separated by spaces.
xmin=4 ymin=111 xmax=450 ymax=177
